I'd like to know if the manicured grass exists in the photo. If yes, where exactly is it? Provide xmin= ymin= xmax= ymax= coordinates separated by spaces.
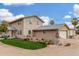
xmin=0 ymin=39 xmax=47 ymax=50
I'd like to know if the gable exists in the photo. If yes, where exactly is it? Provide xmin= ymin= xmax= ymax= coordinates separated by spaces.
xmin=31 ymin=16 xmax=44 ymax=24
xmin=59 ymin=24 xmax=69 ymax=30
xmin=34 ymin=16 xmax=44 ymax=23
xmin=23 ymin=16 xmax=44 ymax=26
xmin=9 ymin=16 xmax=44 ymax=24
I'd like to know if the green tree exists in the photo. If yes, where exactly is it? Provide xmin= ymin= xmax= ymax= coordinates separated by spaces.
xmin=0 ymin=20 xmax=8 ymax=32
xmin=76 ymin=26 xmax=79 ymax=30
xmin=71 ymin=18 xmax=78 ymax=29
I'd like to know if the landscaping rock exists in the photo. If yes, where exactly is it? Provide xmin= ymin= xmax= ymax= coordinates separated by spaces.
xmin=64 ymin=43 xmax=71 ymax=46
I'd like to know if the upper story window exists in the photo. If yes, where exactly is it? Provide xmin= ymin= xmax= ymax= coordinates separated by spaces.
xmin=18 ymin=21 xmax=21 ymax=25
xmin=29 ymin=20 xmax=32 ymax=24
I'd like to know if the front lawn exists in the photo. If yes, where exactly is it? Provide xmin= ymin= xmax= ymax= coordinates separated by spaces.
xmin=0 ymin=39 xmax=47 ymax=50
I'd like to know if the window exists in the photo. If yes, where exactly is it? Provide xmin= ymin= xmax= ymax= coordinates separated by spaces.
xmin=20 ymin=30 xmax=22 ymax=35
xmin=29 ymin=20 xmax=32 ymax=24
xmin=17 ymin=31 xmax=19 ymax=35
xmin=18 ymin=21 xmax=21 ymax=25
xmin=17 ymin=30 xmax=22 ymax=35
xmin=28 ymin=30 xmax=31 ymax=34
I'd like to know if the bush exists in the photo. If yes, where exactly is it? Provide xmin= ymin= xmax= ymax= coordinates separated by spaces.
xmin=0 ymin=39 xmax=47 ymax=50
xmin=2 ymin=34 xmax=9 ymax=39
xmin=64 ymin=43 xmax=71 ymax=46
xmin=47 ymin=40 xmax=54 ymax=45
xmin=40 ymin=39 xmax=54 ymax=45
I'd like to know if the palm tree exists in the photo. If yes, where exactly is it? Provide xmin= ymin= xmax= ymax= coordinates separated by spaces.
xmin=71 ymin=18 xmax=78 ymax=30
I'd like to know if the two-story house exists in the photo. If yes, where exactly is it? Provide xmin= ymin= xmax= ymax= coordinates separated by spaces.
xmin=7 ymin=16 xmax=44 ymax=39
xmin=7 ymin=16 xmax=75 ymax=44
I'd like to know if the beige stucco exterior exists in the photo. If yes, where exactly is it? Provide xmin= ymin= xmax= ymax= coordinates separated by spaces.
xmin=8 ymin=19 xmax=24 ymax=38
xmin=23 ymin=16 xmax=43 ymax=36
xmin=8 ymin=16 xmax=44 ymax=39
xmin=58 ymin=25 xmax=75 ymax=39
xmin=7 ymin=16 xmax=76 ymax=42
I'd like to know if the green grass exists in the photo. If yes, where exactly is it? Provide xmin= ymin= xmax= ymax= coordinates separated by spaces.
xmin=0 ymin=39 xmax=47 ymax=50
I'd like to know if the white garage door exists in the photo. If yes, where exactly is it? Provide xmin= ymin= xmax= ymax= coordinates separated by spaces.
xmin=59 ymin=30 xmax=67 ymax=39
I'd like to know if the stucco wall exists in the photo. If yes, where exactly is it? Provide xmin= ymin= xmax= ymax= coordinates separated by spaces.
xmin=23 ymin=17 xmax=43 ymax=36
xmin=8 ymin=16 xmax=43 ymax=38
xmin=8 ymin=20 xmax=24 ymax=38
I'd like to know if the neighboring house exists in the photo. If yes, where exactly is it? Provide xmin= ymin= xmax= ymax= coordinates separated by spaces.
xmin=32 ymin=24 xmax=75 ymax=41
xmin=7 ymin=16 xmax=44 ymax=39
xmin=7 ymin=16 xmax=75 ymax=41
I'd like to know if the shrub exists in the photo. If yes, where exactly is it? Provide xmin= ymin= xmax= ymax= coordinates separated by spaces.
xmin=1 ymin=39 xmax=47 ymax=50
xmin=47 ymin=40 xmax=54 ymax=45
xmin=2 ymin=35 xmax=9 ymax=39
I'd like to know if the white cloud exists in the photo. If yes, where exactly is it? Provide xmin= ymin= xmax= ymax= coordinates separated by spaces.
xmin=63 ymin=4 xmax=79 ymax=19
xmin=40 ymin=16 xmax=50 ymax=25
xmin=0 ymin=9 xmax=49 ymax=25
xmin=73 ymin=4 xmax=79 ymax=17
xmin=0 ymin=9 xmax=13 ymax=21
xmin=3 ymin=3 xmax=34 ymax=6
xmin=63 ymin=15 xmax=72 ymax=19
xmin=6 ymin=14 xmax=25 ymax=22
xmin=0 ymin=9 xmax=13 ymax=17
xmin=12 ymin=14 xmax=24 ymax=21
xmin=0 ymin=9 xmax=24 ymax=22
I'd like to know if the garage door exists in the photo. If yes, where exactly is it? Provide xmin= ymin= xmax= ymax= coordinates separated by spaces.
xmin=59 ymin=30 xmax=67 ymax=39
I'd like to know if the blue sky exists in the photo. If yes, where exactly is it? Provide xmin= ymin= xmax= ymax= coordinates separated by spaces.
xmin=0 ymin=3 xmax=78 ymax=25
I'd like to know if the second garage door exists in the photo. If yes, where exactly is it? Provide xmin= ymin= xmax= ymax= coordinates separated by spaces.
xmin=59 ymin=30 xmax=68 ymax=39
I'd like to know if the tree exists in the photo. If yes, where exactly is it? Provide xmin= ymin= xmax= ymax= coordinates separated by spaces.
xmin=49 ymin=20 xmax=54 ymax=25
xmin=76 ymin=26 xmax=79 ymax=30
xmin=0 ymin=20 xmax=8 ymax=32
xmin=71 ymin=18 xmax=78 ymax=29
